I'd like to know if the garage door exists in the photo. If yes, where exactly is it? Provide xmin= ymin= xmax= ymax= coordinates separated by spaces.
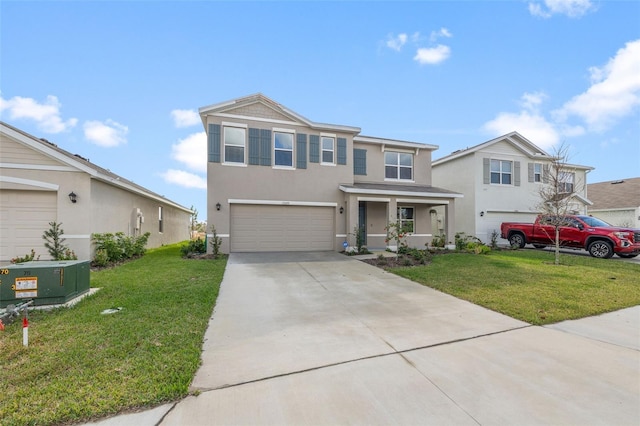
xmin=0 ymin=190 xmax=57 ymax=262
xmin=231 ymin=204 xmax=334 ymax=252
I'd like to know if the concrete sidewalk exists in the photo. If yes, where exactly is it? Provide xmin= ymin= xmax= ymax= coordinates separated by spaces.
xmin=86 ymin=252 xmax=640 ymax=425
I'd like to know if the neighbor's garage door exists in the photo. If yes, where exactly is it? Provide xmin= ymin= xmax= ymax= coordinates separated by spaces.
xmin=0 ymin=190 xmax=57 ymax=262
xmin=231 ymin=204 xmax=334 ymax=252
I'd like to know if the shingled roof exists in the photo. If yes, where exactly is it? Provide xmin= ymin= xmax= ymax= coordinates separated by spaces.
xmin=588 ymin=177 xmax=640 ymax=210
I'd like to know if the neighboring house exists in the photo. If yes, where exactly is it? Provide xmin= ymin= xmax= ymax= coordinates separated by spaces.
xmin=0 ymin=122 xmax=192 ymax=263
xmin=432 ymin=132 xmax=593 ymax=244
xmin=587 ymin=177 xmax=640 ymax=228
xmin=199 ymin=94 xmax=462 ymax=253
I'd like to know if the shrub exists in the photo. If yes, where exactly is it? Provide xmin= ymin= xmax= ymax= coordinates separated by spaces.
xmin=11 ymin=249 xmax=39 ymax=264
xmin=431 ymin=234 xmax=446 ymax=248
xmin=180 ymin=238 xmax=206 ymax=257
xmin=42 ymin=221 xmax=76 ymax=260
xmin=92 ymin=232 xmax=151 ymax=265
xmin=93 ymin=249 xmax=109 ymax=267
xmin=210 ymin=226 xmax=222 ymax=258
xmin=490 ymin=229 xmax=500 ymax=250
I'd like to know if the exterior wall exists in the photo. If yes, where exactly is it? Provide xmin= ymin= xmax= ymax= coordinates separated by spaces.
xmin=353 ymin=141 xmax=433 ymax=185
xmin=206 ymin=115 xmax=355 ymax=253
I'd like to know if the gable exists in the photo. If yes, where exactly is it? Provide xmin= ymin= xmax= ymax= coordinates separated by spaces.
xmin=0 ymin=133 xmax=68 ymax=168
xmin=225 ymin=102 xmax=297 ymax=124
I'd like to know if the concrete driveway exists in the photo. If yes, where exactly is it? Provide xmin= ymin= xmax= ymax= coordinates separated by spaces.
xmin=88 ymin=252 xmax=639 ymax=425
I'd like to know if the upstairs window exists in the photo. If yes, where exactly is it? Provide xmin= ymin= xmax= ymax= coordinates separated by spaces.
xmin=534 ymin=163 xmax=542 ymax=182
xmin=274 ymin=131 xmax=294 ymax=167
xmin=385 ymin=152 xmax=413 ymax=180
xmin=321 ymin=136 xmax=335 ymax=164
xmin=224 ymin=126 xmax=246 ymax=164
xmin=558 ymin=171 xmax=575 ymax=193
xmin=490 ymin=159 xmax=512 ymax=185
xmin=158 ymin=206 xmax=163 ymax=233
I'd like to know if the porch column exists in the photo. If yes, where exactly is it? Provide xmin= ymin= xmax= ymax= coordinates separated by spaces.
xmin=346 ymin=194 xmax=359 ymax=248
xmin=445 ymin=201 xmax=456 ymax=247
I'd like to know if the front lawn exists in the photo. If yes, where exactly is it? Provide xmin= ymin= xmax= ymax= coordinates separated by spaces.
xmin=0 ymin=243 xmax=226 ymax=426
xmin=391 ymin=249 xmax=640 ymax=325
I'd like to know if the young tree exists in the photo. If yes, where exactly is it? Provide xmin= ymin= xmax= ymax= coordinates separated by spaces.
xmin=536 ymin=143 xmax=584 ymax=265
xmin=42 ymin=221 xmax=76 ymax=260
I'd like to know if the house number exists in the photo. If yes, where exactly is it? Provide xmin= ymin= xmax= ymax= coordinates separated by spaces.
xmin=0 ymin=269 xmax=8 ymax=275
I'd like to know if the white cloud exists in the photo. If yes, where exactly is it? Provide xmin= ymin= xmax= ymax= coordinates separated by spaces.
xmin=0 ymin=95 xmax=78 ymax=133
xmin=161 ymin=169 xmax=207 ymax=189
xmin=430 ymin=27 xmax=452 ymax=42
xmin=170 ymin=109 xmax=200 ymax=128
xmin=413 ymin=45 xmax=451 ymax=65
xmin=554 ymin=39 xmax=640 ymax=131
xmin=520 ymin=91 xmax=548 ymax=112
xmin=83 ymin=119 xmax=128 ymax=147
xmin=386 ymin=33 xmax=408 ymax=51
xmin=483 ymin=110 xmax=560 ymax=150
xmin=529 ymin=0 xmax=595 ymax=18
xmin=171 ymin=131 xmax=207 ymax=173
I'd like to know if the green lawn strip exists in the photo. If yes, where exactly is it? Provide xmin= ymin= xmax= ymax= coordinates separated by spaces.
xmin=393 ymin=250 xmax=640 ymax=325
xmin=0 ymin=243 xmax=226 ymax=426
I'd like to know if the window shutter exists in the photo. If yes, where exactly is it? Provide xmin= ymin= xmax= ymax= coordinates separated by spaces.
xmin=353 ymin=148 xmax=367 ymax=175
xmin=337 ymin=137 xmax=347 ymax=165
xmin=528 ymin=163 xmax=534 ymax=182
xmin=208 ymin=124 xmax=221 ymax=163
xmin=296 ymin=133 xmax=307 ymax=169
xmin=483 ymin=158 xmax=490 ymax=184
xmin=514 ymin=161 xmax=521 ymax=186
xmin=260 ymin=129 xmax=271 ymax=166
xmin=248 ymin=128 xmax=260 ymax=165
xmin=309 ymin=135 xmax=320 ymax=163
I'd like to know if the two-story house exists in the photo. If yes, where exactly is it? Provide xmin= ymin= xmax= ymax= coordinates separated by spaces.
xmin=432 ymin=132 xmax=593 ymax=245
xmin=199 ymin=94 xmax=462 ymax=253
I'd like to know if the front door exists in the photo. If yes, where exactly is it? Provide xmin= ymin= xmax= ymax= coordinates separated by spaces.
xmin=358 ymin=201 xmax=367 ymax=246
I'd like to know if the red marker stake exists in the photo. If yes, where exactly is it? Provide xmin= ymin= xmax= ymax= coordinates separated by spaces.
xmin=23 ymin=316 xmax=28 ymax=347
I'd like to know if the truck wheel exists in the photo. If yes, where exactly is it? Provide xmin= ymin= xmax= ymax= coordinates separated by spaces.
xmin=508 ymin=233 xmax=526 ymax=248
xmin=587 ymin=241 xmax=614 ymax=259
xmin=532 ymin=244 xmax=546 ymax=249
xmin=617 ymin=253 xmax=638 ymax=259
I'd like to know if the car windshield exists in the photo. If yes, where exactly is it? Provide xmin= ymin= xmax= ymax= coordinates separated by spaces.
xmin=579 ymin=216 xmax=612 ymax=227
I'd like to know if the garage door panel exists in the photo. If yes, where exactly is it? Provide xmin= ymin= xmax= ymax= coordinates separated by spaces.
xmin=231 ymin=205 xmax=334 ymax=252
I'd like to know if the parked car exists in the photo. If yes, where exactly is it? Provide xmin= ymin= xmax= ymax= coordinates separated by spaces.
xmin=500 ymin=215 xmax=640 ymax=259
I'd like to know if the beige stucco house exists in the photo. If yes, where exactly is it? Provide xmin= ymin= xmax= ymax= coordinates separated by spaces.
xmin=587 ymin=177 xmax=640 ymax=228
xmin=0 ymin=122 xmax=192 ymax=263
xmin=200 ymin=94 xmax=462 ymax=253
xmin=432 ymin=132 xmax=593 ymax=245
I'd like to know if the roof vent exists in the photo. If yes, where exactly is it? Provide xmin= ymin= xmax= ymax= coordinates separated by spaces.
xmin=611 ymin=180 xmax=625 ymax=184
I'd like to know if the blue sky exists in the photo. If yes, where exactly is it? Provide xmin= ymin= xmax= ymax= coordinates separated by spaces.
xmin=2 ymin=0 xmax=639 ymax=220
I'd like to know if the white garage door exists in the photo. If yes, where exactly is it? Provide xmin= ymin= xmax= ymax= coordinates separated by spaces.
xmin=0 ymin=190 xmax=57 ymax=262
xmin=231 ymin=204 xmax=334 ymax=252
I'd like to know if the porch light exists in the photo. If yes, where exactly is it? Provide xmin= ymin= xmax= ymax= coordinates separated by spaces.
xmin=339 ymin=206 xmax=344 ymax=214
xmin=216 ymin=202 xmax=221 ymax=211
xmin=68 ymin=192 xmax=77 ymax=203
xmin=480 ymin=211 xmax=484 ymax=217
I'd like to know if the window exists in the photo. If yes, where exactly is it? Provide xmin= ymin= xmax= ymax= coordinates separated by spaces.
xmin=397 ymin=207 xmax=414 ymax=233
xmin=385 ymin=152 xmax=413 ymax=180
xmin=158 ymin=206 xmax=163 ymax=233
xmin=274 ymin=131 xmax=294 ymax=167
xmin=321 ymin=136 xmax=334 ymax=164
xmin=224 ymin=126 xmax=245 ymax=163
xmin=534 ymin=163 xmax=542 ymax=182
xmin=490 ymin=159 xmax=512 ymax=185
xmin=558 ymin=171 xmax=575 ymax=193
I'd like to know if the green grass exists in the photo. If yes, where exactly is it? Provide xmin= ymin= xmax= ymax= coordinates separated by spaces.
xmin=0 ymin=244 xmax=226 ymax=426
xmin=393 ymin=249 xmax=640 ymax=325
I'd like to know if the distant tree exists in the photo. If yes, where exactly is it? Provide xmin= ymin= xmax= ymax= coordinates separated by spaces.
xmin=535 ymin=143 xmax=584 ymax=265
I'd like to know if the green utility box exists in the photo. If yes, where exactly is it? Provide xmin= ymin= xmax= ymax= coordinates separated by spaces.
xmin=0 ymin=260 xmax=90 ymax=308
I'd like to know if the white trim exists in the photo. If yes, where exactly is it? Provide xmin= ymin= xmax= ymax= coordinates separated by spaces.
xmin=368 ymin=234 xmax=387 ymax=237
xmin=0 ymin=175 xmax=59 ymax=190
xmin=357 ymin=197 xmax=391 ymax=202
xmin=485 ymin=210 xmax=539 ymax=214
xmin=354 ymin=135 xmax=438 ymax=151
xmin=0 ymin=163 xmax=77 ymax=172
xmin=272 ymin=166 xmax=296 ymax=171
xmin=272 ymin=127 xmax=295 ymax=134
xmin=590 ymin=207 xmax=638 ymax=212
xmin=221 ymin=121 xmax=248 ymax=128
xmin=273 ymin=129 xmax=295 ymax=168
xmin=222 ymin=162 xmax=248 ymax=167
xmin=320 ymin=132 xmax=337 ymax=138
xmin=396 ymin=198 xmax=450 ymax=204
xmin=228 ymin=199 xmax=338 ymax=207
xmin=382 ymin=146 xmax=416 ymax=154
xmin=217 ymin=113 xmax=298 ymax=127
xmin=409 ymin=234 xmax=432 ymax=237
xmin=222 ymin=125 xmax=247 ymax=165
xmin=339 ymin=185 xmax=464 ymax=198
xmin=207 ymin=234 xmax=230 ymax=238
xmin=62 ymin=235 xmax=91 ymax=239
xmin=321 ymin=135 xmax=335 ymax=165
xmin=336 ymin=234 xmax=347 ymax=238
xmin=384 ymin=178 xmax=415 ymax=183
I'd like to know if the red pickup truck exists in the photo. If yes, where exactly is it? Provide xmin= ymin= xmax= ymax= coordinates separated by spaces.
xmin=501 ymin=215 xmax=640 ymax=259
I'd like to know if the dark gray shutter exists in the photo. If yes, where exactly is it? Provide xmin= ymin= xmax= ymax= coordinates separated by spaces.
xmin=353 ymin=148 xmax=367 ymax=175
xmin=528 ymin=163 xmax=534 ymax=182
xmin=260 ymin=129 xmax=271 ymax=166
xmin=309 ymin=135 xmax=320 ymax=163
xmin=296 ymin=133 xmax=307 ymax=169
xmin=514 ymin=161 xmax=521 ymax=186
xmin=483 ymin=158 xmax=490 ymax=184
xmin=337 ymin=137 xmax=347 ymax=165
xmin=208 ymin=124 xmax=221 ymax=163
xmin=248 ymin=128 xmax=260 ymax=165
